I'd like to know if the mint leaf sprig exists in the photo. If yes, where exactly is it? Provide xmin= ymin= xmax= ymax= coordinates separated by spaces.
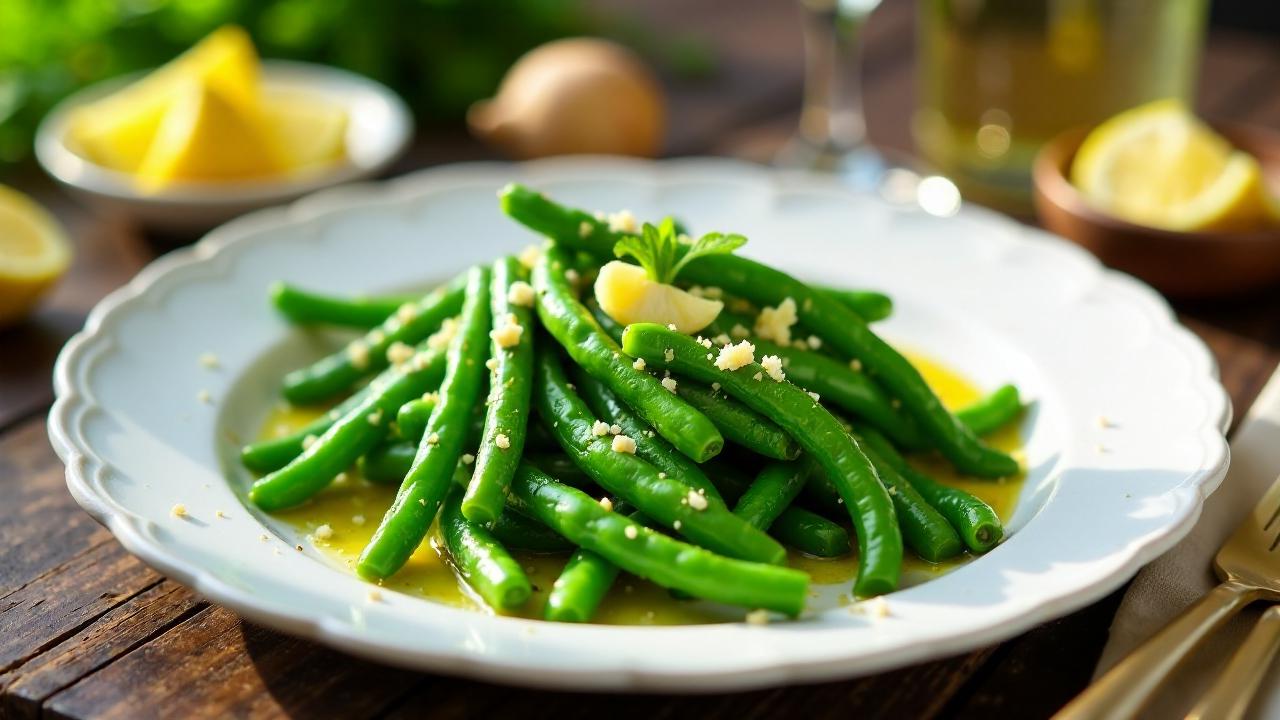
xmin=613 ymin=217 xmax=746 ymax=285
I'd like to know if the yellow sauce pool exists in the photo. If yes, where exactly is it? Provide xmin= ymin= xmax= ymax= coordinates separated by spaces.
xmin=259 ymin=354 xmax=1024 ymax=624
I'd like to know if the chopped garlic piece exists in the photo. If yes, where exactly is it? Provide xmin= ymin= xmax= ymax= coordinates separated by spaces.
xmin=386 ymin=341 xmax=415 ymax=366
xmin=507 ymin=280 xmax=535 ymax=307
xmin=714 ymin=340 xmax=756 ymax=371
xmin=490 ymin=313 xmax=524 ymax=348
xmin=760 ymin=355 xmax=786 ymax=382
xmin=754 ymin=297 xmax=799 ymax=346
xmin=632 ymin=357 xmax=647 ymax=371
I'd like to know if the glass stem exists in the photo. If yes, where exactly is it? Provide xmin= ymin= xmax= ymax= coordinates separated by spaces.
xmin=797 ymin=0 xmax=871 ymax=156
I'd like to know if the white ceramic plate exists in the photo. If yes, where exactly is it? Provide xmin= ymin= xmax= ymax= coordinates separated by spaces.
xmin=49 ymin=158 xmax=1230 ymax=691
xmin=36 ymin=60 xmax=412 ymax=234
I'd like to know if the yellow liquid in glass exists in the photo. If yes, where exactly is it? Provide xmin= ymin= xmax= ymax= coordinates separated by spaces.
xmin=259 ymin=354 xmax=1023 ymax=624
xmin=914 ymin=0 xmax=1207 ymax=212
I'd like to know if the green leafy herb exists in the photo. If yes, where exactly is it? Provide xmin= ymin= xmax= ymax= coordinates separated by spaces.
xmin=613 ymin=218 xmax=746 ymax=284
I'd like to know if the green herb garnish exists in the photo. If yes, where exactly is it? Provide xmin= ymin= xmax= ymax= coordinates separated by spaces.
xmin=613 ymin=217 xmax=746 ymax=285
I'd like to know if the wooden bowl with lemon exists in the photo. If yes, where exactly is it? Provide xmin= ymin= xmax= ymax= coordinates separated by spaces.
xmin=1034 ymin=100 xmax=1280 ymax=297
xmin=35 ymin=27 xmax=412 ymax=235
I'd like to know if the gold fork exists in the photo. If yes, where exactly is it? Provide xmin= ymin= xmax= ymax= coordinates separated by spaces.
xmin=1055 ymin=474 xmax=1280 ymax=719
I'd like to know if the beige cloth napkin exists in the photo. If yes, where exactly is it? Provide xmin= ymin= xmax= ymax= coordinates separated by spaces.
xmin=1095 ymin=366 xmax=1280 ymax=719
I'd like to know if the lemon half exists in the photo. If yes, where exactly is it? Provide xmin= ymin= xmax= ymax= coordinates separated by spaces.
xmin=1071 ymin=99 xmax=1279 ymax=232
xmin=0 ymin=186 xmax=72 ymax=326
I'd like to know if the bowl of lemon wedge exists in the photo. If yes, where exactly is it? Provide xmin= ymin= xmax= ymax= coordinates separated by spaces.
xmin=35 ymin=26 xmax=412 ymax=235
xmin=1034 ymin=99 xmax=1280 ymax=297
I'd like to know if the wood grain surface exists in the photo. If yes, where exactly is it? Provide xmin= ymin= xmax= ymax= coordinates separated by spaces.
xmin=2 ymin=1 xmax=1278 ymax=717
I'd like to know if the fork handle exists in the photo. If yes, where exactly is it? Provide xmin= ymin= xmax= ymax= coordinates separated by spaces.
xmin=1186 ymin=604 xmax=1280 ymax=720
xmin=1055 ymin=580 xmax=1261 ymax=720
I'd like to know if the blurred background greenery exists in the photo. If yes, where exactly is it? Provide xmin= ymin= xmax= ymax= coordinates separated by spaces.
xmin=0 ymin=0 xmax=714 ymax=168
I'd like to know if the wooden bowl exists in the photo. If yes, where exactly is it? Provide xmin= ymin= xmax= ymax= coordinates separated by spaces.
xmin=1033 ymin=124 xmax=1280 ymax=298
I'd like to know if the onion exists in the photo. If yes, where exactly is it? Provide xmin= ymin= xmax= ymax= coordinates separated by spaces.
xmin=469 ymin=38 xmax=666 ymax=159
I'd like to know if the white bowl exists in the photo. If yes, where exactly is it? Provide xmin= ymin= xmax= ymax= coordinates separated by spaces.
xmin=35 ymin=60 xmax=413 ymax=234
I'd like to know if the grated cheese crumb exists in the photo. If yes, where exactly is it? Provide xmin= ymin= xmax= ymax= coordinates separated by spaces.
xmin=714 ymin=340 xmax=756 ymax=371
xmin=1097 ymin=416 xmax=1114 ymax=429
xmin=697 ymin=336 xmax=713 ymax=349
xmin=495 ymin=433 xmax=511 ymax=449
xmin=806 ymin=335 xmax=823 ymax=350
xmin=386 ymin=341 xmax=415 ymax=366
xmin=347 ymin=340 xmax=371 ymax=369
xmin=754 ymin=297 xmax=799 ymax=346
xmin=485 ymin=357 xmax=499 ymax=371
xmin=170 ymin=503 xmax=187 ymax=518
xmin=314 ymin=524 xmax=333 ymax=540
xmin=421 ymin=391 xmax=440 ymax=404
xmin=632 ymin=357 xmax=646 ymax=371
xmin=352 ymin=514 xmax=366 ymax=525
xmin=745 ymin=609 xmax=770 ymax=626
xmin=198 ymin=352 xmax=220 ymax=369
xmin=730 ymin=323 xmax=750 ymax=339
xmin=752 ymin=372 xmax=763 ymax=381
xmin=196 ymin=389 xmax=212 ymax=404
xmin=302 ymin=434 xmax=319 ymax=450
xmin=367 ymin=409 xmax=384 ymax=426
xmin=592 ymin=420 xmax=611 ymax=437
xmin=673 ymin=519 xmax=682 ymax=530
xmin=517 ymin=244 xmax=544 ymax=269
xmin=687 ymin=490 xmax=708 ymax=510
xmin=426 ymin=318 xmax=459 ymax=352
xmin=606 ymin=210 xmax=638 ymax=234
xmin=578 ymin=220 xmax=593 ymax=238
xmin=367 ymin=589 xmax=383 ymax=602
xmin=565 ymin=268 xmax=580 ymax=285
xmin=461 ymin=453 xmax=475 ymax=464
xmin=664 ymin=348 xmax=675 ymax=363
xmin=711 ymin=382 xmax=721 ymax=392
xmin=507 ymin=280 xmax=535 ymax=307
xmin=599 ymin=497 xmax=614 ymax=511
xmin=396 ymin=303 xmax=418 ymax=324
xmin=849 ymin=358 xmax=863 ymax=372
xmin=666 ymin=323 xmax=678 ymax=332
xmin=490 ymin=313 xmax=525 ymax=349
xmin=426 ymin=432 xmax=440 ymax=445
xmin=760 ymin=355 xmax=786 ymax=382
xmin=624 ymin=525 xmax=639 ymax=539
xmin=611 ymin=435 xmax=637 ymax=454
xmin=215 ymin=510 xmax=226 ymax=519
xmin=610 ymin=424 xmax=622 ymax=435
xmin=808 ymin=391 xmax=822 ymax=403
xmin=661 ymin=377 xmax=678 ymax=393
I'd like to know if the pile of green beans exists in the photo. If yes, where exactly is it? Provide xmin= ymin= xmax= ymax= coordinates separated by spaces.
xmin=242 ymin=184 xmax=1028 ymax=624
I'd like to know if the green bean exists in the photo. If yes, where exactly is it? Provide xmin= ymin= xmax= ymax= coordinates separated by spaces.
xmin=532 ymin=246 xmax=723 ymax=463
xmin=282 ymin=274 xmax=467 ymax=404
xmin=241 ymin=382 xmax=377 ymax=474
xmin=955 ymin=384 xmax=1023 ymax=437
xmin=674 ymin=383 xmax=801 ymax=460
xmin=545 ymin=549 xmax=620 ymax=623
xmin=708 ymin=460 xmax=850 ymax=558
xmin=490 ymin=508 xmax=574 ymax=553
xmin=357 ymin=266 xmax=492 ymax=580
xmin=248 ymin=346 xmax=447 ymax=511
xmin=526 ymin=452 xmax=598 ymax=490
xmin=500 ymin=186 xmax=1017 ymax=478
xmin=586 ymin=300 xmax=797 ymax=462
xmin=439 ymin=486 xmax=532 ymax=611
xmin=534 ymin=347 xmax=785 ymax=565
xmin=622 ymin=323 xmax=900 ymax=595
xmin=707 ymin=308 xmax=926 ymax=450
xmin=572 ymin=367 xmax=722 ymax=501
xmin=270 ymin=282 xmax=415 ymax=328
xmin=810 ymin=439 xmax=961 ymax=562
xmin=818 ymin=287 xmax=893 ymax=323
xmin=464 ymin=256 xmax=537 ymax=524
xmin=510 ymin=462 xmax=809 ymax=616
xmin=734 ymin=461 xmax=811 ymax=530
xmin=394 ymin=395 xmax=437 ymax=442
xmin=681 ymin=258 xmax=1019 ymax=478
xmin=855 ymin=425 xmax=1004 ymax=553
xmin=359 ymin=441 xmax=418 ymax=484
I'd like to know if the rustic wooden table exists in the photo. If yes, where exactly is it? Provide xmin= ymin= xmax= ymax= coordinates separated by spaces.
xmin=3 ymin=2 xmax=1279 ymax=717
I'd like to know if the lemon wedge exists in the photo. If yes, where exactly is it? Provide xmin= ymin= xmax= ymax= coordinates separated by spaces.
xmin=594 ymin=261 xmax=723 ymax=334
xmin=0 ymin=185 xmax=73 ymax=326
xmin=68 ymin=26 xmax=260 ymax=174
xmin=1071 ymin=99 xmax=1279 ymax=232
xmin=134 ymin=79 xmax=285 ymax=189
xmin=261 ymin=90 xmax=348 ymax=173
